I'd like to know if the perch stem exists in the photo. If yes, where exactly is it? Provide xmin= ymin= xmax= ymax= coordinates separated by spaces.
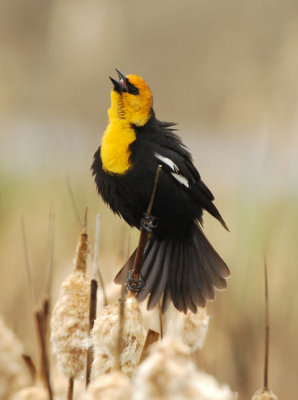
xmin=130 ymin=165 xmax=162 ymax=285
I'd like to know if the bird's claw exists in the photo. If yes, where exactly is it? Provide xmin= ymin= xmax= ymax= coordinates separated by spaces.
xmin=140 ymin=213 xmax=158 ymax=232
xmin=127 ymin=270 xmax=146 ymax=292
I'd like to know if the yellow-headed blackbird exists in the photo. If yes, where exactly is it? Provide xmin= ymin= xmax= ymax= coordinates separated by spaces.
xmin=92 ymin=70 xmax=230 ymax=313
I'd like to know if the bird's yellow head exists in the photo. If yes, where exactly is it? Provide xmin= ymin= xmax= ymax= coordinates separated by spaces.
xmin=109 ymin=70 xmax=153 ymax=127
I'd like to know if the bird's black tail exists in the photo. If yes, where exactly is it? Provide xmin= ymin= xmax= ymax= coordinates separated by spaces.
xmin=114 ymin=224 xmax=230 ymax=313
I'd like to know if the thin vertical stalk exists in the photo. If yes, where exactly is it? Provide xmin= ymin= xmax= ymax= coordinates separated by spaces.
xmin=67 ymin=377 xmax=74 ymax=400
xmin=130 ymin=165 xmax=162 ymax=286
xmin=263 ymin=259 xmax=269 ymax=391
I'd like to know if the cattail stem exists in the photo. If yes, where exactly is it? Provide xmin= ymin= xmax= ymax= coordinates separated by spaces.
xmin=86 ymin=278 xmax=98 ymax=386
xmin=159 ymin=303 xmax=164 ymax=339
xmin=139 ymin=329 xmax=160 ymax=363
xmin=264 ymin=259 xmax=269 ymax=391
xmin=115 ymin=285 xmax=126 ymax=371
xmin=67 ymin=377 xmax=74 ymax=400
xmin=34 ymin=309 xmax=53 ymax=400
xmin=130 ymin=165 xmax=162 ymax=284
xmin=86 ymin=214 xmax=102 ymax=386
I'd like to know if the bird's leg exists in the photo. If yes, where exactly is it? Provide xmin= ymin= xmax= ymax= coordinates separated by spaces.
xmin=140 ymin=212 xmax=158 ymax=232
xmin=127 ymin=270 xmax=146 ymax=292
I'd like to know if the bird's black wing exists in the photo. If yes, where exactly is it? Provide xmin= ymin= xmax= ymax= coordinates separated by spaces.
xmin=151 ymin=129 xmax=228 ymax=230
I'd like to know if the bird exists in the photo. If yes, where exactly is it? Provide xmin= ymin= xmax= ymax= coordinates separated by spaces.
xmin=92 ymin=69 xmax=230 ymax=313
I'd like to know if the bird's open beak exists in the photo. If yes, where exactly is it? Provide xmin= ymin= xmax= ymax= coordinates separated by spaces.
xmin=109 ymin=69 xmax=128 ymax=93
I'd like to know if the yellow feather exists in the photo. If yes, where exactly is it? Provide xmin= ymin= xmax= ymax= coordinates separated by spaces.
xmin=101 ymin=75 xmax=152 ymax=174
xmin=101 ymin=120 xmax=136 ymax=174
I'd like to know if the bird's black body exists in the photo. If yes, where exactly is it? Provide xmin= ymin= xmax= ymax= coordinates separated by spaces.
xmin=92 ymin=71 xmax=230 ymax=313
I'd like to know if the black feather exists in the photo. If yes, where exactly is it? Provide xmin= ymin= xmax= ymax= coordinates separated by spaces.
xmin=147 ymin=240 xmax=172 ymax=310
xmin=93 ymin=76 xmax=230 ymax=313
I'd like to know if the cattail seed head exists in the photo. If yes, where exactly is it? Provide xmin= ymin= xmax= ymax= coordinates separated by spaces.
xmin=91 ymin=295 xmax=145 ymax=378
xmin=83 ymin=371 xmax=133 ymax=400
xmin=167 ymin=308 xmax=209 ymax=351
xmin=0 ymin=316 xmax=31 ymax=399
xmin=12 ymin=386 xmax=48 ymax=400
xmin=133 ymin=337 xmax=236 ymax=400
xmin=251 ymin=389 xmax=278 ymax=400
xmin=50 ymin=270 xmax=90 ymax=379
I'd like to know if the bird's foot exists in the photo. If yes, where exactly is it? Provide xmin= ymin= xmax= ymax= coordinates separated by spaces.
xmin=127 ymin=270 xmax=146 ymax=292
xmin=140 ymin=213 xmax=158 ymax=232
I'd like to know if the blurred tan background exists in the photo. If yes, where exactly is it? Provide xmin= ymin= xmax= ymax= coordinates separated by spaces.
xmin=1 ymin=1 xmax=298 ymax=398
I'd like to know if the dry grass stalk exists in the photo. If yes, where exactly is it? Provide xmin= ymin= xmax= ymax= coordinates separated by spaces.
xmin=34 ymin=308 xmax=53 ymax=399
xmin=12 ymin=386 xmax=49 ymax=400
xmin=21 ymin=217 xmax=53 ymax=399
xmin=82 ymin=371 xmax=133 ymax=400
xmin=91 ymin=295 xmax=145 ymax=378
xmin=251 ymin=261 xmax=278 ymax=400
xmin=66 ymin=177 xmax=83 ymax=229
xmin=0 ymin=316 xmax=31 ymax=399
xmin=133 ymin=337 xmax=235 ymax=400
xmin=50 ymin=228 xmax=90 ymax=382
xmin=21 ymin=217 xmax=38 ymax=307
xmin=86 ymin=215 xmax=101 ymax=387
xmin=167 ymin=308 xmax=209 ymax=352
xmin=92 ymin=215 xmax=108 ymax=306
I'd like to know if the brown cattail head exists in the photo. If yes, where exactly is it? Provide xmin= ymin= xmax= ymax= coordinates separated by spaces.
xmin=166 ymin=308 xmax=209 ymax=351
xmin=73 ymin=229 xmax=89 ymax=273
xmin=0 ymin=316 xmax=31 ymax=399
xmin=251 ymin=389 xmax=278 ymax=400
xmin=12 ymin=386 xmax=48 ymax=400
xmin=50 ymin=270 xmax=90 ymax=379
xmin=82 ymin=371 xmax=133 ymax=400
xmin=91 ymin=295 xmax=145 ymax=379
xmin=133 ymin=337 xmax=236 ymax=400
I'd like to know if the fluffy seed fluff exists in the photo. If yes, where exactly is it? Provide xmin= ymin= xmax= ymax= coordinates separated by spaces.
xmin=0 ymin=315 xmax=31 ymax=399
xmin=12 ymin=386 xmax=48 ymax=400
xmin=91 ymin=295 xmax=145 ymax=378
xmin=82 ymin=371 xmax=133 ymax=400
xmin=50 ymin=270 xmax=90 ymax=379
xmin=251 ymin=389 xmax=278 ymax=400
xmin=167 ymin=308 xmax=209 ymax=351
xmin=133 ymin=337 xmax=236 ymax=400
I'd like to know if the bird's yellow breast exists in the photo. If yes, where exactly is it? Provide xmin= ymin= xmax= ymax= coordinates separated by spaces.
xmin=100 ymin=119 xmax=136 ymax=174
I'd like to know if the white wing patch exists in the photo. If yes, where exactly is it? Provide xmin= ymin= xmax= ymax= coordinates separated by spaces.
xmin=154 ymin=153 xmax=179 ymax=172
xmin=171 ymin=172 xmax=189 ymax=188
xmin=154 ymin=152 xmax=189 ymax=188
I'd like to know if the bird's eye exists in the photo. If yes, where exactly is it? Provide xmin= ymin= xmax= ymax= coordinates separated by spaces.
xmin=127 ymin=82 xmax=139 ymax=95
